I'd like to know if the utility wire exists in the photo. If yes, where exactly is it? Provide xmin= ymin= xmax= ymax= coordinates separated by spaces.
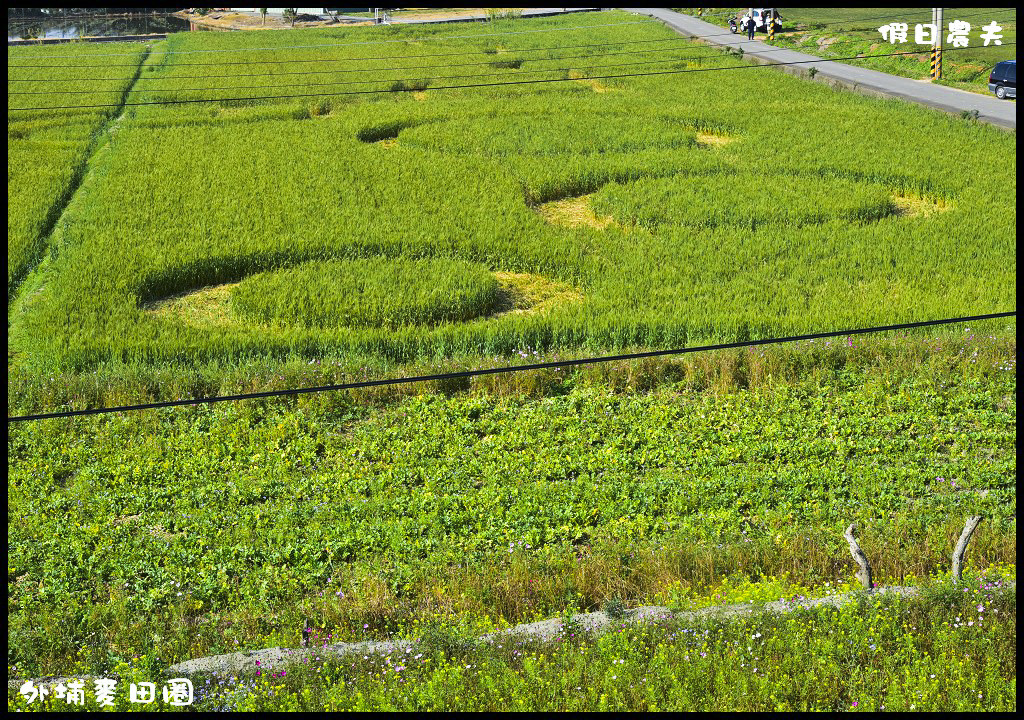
xmin=14 ymin=6 xmax=981 ymax=69
xmin=10 ymin=8 xmax=1006 ymax=73
xmin=7 ymin=311 xmax=1014 ymax=422
xmin=9 ymin=7 xmax=1009 ymax=64
xmin=7 ymin=55 xmax=736 ymax=96
xmin=5 ymin=19 xmax=651 ymax=59
xmin=8 ymin=45 xmax=1011 ymax=112
xmin=6 ymin=41 xmax=745 ymax=84
xmin=7 ymin=35 xmax=696 ymax=68
xmin=9 ymin=44 xmax=792 ymax=95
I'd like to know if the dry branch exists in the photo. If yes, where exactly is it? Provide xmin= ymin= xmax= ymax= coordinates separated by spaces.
xmin=844 ymin=523 xmax=873 ymax=591
xmin=952 ymin=516 xmax=983 ymax=585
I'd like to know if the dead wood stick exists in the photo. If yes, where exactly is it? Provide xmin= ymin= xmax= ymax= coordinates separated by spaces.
xmin=844 ymin=523 xmax=873 ymax=591
xmin=952 ymin=516 xmax=983 ymax=585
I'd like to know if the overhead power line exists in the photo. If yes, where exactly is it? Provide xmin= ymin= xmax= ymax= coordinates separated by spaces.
xmin=7 ymin=35 xmax=694 ymax=69
xmin=10 ymin=8 xmax=1007 ymax=73
xmin=6 ymin=311 xmax=1015 ymax=422
xmin=6 ymin=41 xmax=743 ymax=84
xmin=8 ymin=44 xmax=1011 ymax=112
xmin=7 ymin=54 xmax=741 ymax=96
xmin=5 ymin=19 xmax=651 ymax=59
xmin=9 ymin=6 xmax=1009 ymax=66
xmin=9 ymin=44 xmax=805 ymax=94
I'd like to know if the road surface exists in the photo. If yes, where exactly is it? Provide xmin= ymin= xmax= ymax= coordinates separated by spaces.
xmin=626 ymin=8 xmax=1015 ymax=131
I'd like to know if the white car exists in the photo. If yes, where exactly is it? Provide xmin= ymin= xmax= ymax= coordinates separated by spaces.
xmin=729 ymin=8 xmax=782 ymax=34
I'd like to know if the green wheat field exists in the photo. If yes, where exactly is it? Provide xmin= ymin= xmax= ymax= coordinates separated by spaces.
xmin=7 ymin=10 xmax=1016 ymax=711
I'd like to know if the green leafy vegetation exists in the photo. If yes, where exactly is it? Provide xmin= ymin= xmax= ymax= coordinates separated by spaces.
xmin=688 ymin=7 xmax=1017 ymax=94
xmin=8 ymin=343 xmax=1015 ymax=680
xmin=205 ymin=581 xmax=1019 ymax=711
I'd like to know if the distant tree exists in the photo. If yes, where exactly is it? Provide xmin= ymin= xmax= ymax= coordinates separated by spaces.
xmin=260 ymin=7 xmax=268 ymax=25
xmin=283 ymin=8 xmax=297 ymax=26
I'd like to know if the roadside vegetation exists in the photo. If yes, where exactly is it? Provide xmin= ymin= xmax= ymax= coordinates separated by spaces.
xmin=8 ymin=337 xmax=1016 ymax=683
xmin=685 ymin=7 xmax=1017 ymax=95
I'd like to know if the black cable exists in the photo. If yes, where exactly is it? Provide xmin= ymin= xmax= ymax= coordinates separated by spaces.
xmin=5 ymin=41 xmax=738 ymax=84
xmin=7 ymin=55 xmax=722 ymax=96
xmin=8 ymin=46 xmax=770 ymax=96
xmin=7 ymin=7 xmax=954 ymax=69
xmin=7 ymin=35 xmax=696 ymax=69
xmin=8 ymin=45 xmax=1011 ymax=112
xmin=7 ymin=311 xmax=1014 ymax=422
xmin=10 ymin=7 xmax=1008 ymax=73
xmin=6 ymin=19 xmax=652 ymax=60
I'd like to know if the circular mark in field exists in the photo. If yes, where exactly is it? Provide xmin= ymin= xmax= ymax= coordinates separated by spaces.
xmin=591 ymin=174 xmax=899 ymax=229
xmin=231 ymin=257 xmax=500 ymax=329
xmin=397 ymin=112 xmax=697 ymax=157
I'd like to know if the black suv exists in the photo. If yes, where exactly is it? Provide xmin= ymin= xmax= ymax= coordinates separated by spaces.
xmin=988 ymin=60 xmax=1015 ymax=99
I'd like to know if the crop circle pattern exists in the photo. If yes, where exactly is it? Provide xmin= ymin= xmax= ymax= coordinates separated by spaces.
xmin=231 ymin=257 xmax=501 ymax=329
xmin=591 ymin=173 xmax=900 ymax=229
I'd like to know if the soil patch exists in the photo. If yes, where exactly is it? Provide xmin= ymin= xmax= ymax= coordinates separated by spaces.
xmin=568 ymin=69 xmax=612 ymax=93
xmin=891 ymin=193 xmax=951 ymax=218
xmin=816 ymin=36 xmax=839 ymax=51
xmin=491 ymin=271 xmax=584 ymax=318
xmin=536 ymin=194 xmax=616 ymax=230
xmin=144 ymin=282 xmax=240 ymax=328
xmin=695 ymin=132 xmax=734 ymax=148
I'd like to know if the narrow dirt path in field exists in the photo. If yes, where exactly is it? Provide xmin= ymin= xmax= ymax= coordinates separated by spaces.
xmin=7 ymin=45 xmax=152 ymax=309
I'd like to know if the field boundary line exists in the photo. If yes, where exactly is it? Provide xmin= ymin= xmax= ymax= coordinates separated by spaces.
xmin=6 ymin=311 xmax=1015 ymax=422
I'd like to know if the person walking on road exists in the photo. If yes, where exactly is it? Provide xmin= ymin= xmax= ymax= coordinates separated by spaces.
xmin=746 ymin=12 xmax=756 ymax=40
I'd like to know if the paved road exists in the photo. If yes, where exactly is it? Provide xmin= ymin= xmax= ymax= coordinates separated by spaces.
xmin=626 ymin=8 xmax=1015 ymax=130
